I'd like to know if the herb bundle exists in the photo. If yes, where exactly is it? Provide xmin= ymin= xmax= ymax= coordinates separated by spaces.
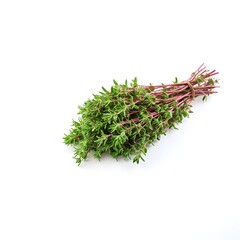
xmin=64 ymin=64 xmax=219 ymax=164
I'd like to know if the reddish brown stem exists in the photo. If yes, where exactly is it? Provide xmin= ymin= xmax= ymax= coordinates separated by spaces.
xmin=118 ymin=64 xmax=219 ymax=128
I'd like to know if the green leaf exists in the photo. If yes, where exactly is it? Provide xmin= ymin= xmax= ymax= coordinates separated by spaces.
xmin=202 ymin=95 xmax=207 ymax=101
xmin=173 ymin=77 xmax=178 ymax=83
xmin=113 ymin=79 xmax=118 ymax=86
xmin=102 ymin=86 xmax=109 ymax=93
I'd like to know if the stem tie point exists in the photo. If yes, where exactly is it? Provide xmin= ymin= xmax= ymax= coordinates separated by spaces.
xmin=182 ymin=81 xmax=195 ymax=99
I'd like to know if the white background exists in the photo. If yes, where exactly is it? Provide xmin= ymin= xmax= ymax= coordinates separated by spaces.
xmin=0 ymin=0 xmax=240 ymax=239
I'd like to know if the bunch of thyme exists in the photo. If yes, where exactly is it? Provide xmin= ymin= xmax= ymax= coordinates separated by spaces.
xmin=64 ymin=64 xmax=219 ymax=164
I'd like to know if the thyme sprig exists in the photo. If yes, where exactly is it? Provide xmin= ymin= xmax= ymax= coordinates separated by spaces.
xmin=64 ymin=64 xmax=219 ymax=164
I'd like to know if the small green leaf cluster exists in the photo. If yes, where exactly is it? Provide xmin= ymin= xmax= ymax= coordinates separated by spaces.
xmin=64 ymin=78 xmax=193 ymax=165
